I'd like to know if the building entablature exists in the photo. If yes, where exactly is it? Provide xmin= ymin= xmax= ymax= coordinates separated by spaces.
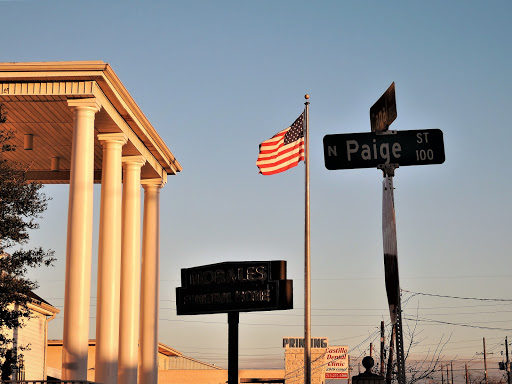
xmin=0 ymin=61 xmax=182 ymax=184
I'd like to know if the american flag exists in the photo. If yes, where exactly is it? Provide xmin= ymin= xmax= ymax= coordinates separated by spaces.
xmin=256 ymin=112 xmax=305 ymax=175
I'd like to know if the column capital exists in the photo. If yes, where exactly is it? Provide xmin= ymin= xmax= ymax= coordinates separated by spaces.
xmin=122 ymin=155 xmax=146 ymax=168
xmin=141 ymin=178 xmax=166 ymax=190
xmin=97 ymin=133 xmax=128 ymax=146
xmin=67 ymin=98 xmax=102 ymax=113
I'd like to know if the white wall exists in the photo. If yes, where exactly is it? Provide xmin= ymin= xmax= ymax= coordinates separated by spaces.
xmin=17 ymin=311 xmax=47 ymax=380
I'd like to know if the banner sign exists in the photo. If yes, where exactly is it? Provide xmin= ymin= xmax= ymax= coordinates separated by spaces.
xmin=176 ymin=260 xmax=293 ymax=315
xmin=324 ymin=346 xmax=349 ymax=379
xmin=283 ymin=337 xmax=328 ymax=349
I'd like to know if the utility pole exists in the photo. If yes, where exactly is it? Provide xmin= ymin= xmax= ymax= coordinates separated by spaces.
xmin=446 ymin=365 xmax=449 ymax=384
xmin=441 ymin=363 xmax=444 ymax=384
xmin=451 ymin=361 xmax=454 ymax=384
xmin=484 ymin=338 xmax=488 ymax=384
xmin=380 ymin=321 xmax=385 ymax=377
xmin=465 ymin=363 xmax=469 ymax=384
xmin=386 ymin=325 xmax=395 ymax=384
xmin=348 ymin=355 xmax=351 ymax=384
xmin=506 ymin=336 xmax=511 ymax=384
xmin=369 ymin=343 xmax=373 ymax=374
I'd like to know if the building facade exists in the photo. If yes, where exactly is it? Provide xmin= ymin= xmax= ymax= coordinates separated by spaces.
xmin=0 ymin=61 xmax=182 ymax=384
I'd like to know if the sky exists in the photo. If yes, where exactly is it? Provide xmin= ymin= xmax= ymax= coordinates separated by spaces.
xmin=3 ymin=0 xmax=512 ymax=377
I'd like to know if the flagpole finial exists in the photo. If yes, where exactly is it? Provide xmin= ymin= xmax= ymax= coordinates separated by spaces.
xmin=304 ymin=94 xmax=310 ymax=100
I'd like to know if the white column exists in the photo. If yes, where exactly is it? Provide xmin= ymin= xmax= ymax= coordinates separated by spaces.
xmin=95 ymin=133 xmax=128 ymax=384
xmin=62 ymin=98 xmax=101 ymax=381
xmin=118 ymin=156 xmax=146 ymax=384
xmin=139 ymin=179 xmax=164 ymax=384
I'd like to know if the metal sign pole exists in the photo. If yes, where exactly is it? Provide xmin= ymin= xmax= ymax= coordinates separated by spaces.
xmin=385 ymin=324 xmax=395 ymax=384
xmin=228 ymin=311 xmax=239 ymax=384
xmin=381 ymin=165 xmax=406 ymax=384
xmin=395 ymin=290 xmax=406 ymax=384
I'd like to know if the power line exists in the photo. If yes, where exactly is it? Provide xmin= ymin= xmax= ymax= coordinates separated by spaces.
xmin=404 ymin=316 xmax=512 ymax=331
xmin=161 ymin=318 xmax=380 ymax=327
xmin=403 ymin=289 xmax=512 ymax=302
xmin=402 ymin=309 xmax=512 ymax=316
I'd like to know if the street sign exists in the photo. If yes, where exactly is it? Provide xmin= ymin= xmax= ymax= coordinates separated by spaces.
xmin=323 ymin=129 xmax=445 ymax=170
xmin=370 ymin=82 xmax=397 ymax=132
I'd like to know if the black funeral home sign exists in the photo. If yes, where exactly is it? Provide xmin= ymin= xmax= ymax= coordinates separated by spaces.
xmin=176 ymin=260 xmax=293 ymax=315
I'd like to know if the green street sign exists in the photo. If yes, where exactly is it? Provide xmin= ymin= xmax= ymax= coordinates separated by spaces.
xmin=323 ymin=129 xmax=445 ymax=170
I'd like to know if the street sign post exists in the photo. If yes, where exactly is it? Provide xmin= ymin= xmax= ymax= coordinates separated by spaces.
xmin=176 ymin=261 xmax=293 ymax=384
xmin=325 ymin=85 xmax=445 ymax=384
xmin=323 ymin=129 xmax=445 ymax=170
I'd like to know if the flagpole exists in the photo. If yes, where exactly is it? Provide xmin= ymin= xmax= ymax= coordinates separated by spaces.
xmin=304 ymin=94 xmax=311 ymax=384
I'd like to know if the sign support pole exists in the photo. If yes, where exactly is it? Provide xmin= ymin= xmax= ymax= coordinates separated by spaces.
xmin=385 ymin=324 xmax=395 ymax=384
xmin=228 ymin=311 xmax=239 ymax=384
xmin=395 ymin=292 xmax=406 ymax=384
xmin=304 ymin=95 xmax=311 ymax=384
xmin=381 ymin=164 xmax=406 ymax=384
xmin=506 ymin=336 xmax=511 ymax=384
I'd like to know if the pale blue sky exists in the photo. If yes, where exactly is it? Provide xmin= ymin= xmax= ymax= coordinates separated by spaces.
xmin=5 ymin=0 xmax=512 ymax=373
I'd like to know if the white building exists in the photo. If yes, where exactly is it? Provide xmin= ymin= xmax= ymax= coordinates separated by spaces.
xmin=0 ymin=61 xmax=182 ymax=384
xmin=1 ymin=292 xmax=59 ymax=381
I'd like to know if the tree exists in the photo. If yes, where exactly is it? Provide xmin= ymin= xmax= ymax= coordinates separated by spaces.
xmin=384 ymin=294 xmax=450 ymax=384
xmin=0 ymin=104 xmax=55 ymax=379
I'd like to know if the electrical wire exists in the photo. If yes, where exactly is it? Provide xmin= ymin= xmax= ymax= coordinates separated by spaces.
xmin=403 ymin=316 xmax=512 ymax=331
xmin=402 ymin=289 xmax=512 ymax=302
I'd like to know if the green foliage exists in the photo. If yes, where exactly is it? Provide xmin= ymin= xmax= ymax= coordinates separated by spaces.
xmin=0 ymin=106 xmax=55 ymax=378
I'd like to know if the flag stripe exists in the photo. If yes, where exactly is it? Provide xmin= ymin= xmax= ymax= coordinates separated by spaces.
xmin=257 ymin=141 xmax=305 ymax=163
xmin=257 ymin=155 xmax=304 ymax=175
xmin=256 ymin=112 xmax=305 ymax=175
xmin=257 ymin=150 xmax=305 ymax=172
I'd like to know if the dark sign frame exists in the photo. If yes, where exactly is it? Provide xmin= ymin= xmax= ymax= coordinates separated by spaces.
xmin=176 ymin=260 xmax=293 ymax=315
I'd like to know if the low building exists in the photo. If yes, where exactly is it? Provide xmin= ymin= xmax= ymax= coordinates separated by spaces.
xmin=48 ymin=340 xmax=226 ymax=382
xmin=1 ymin=292 xmax=59 ymax=381
xmin=47 ymin=340 xmax=285 ymax=383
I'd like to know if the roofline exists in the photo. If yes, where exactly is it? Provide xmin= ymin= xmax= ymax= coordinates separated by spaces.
xmin=0 ymin=61 xmax=182 ymax=175
xmin=178 ymin=354 xmax=224 ymax=370
xmin=48 ymin=340 xmax=185 ymax=358
xmin=0 ymin=61 xmax=108 ymax=71
xmin=27 ymin=300 xmax=60 ymax=316
xmin=48 ymin=339 xmax=97 ymax=346
xmin=23 ymin=291 xmax=60 ymax=316
xmin=99 ymin=63 xmax=182 ymax=174
xmin=157 ymin=342 xmax=182 ymax=357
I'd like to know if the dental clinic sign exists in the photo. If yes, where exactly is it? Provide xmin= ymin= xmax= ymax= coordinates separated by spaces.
xmin=176 ymin=260 xmax=293 ymax=315
xmin=324 ymin=346 xmax=349 ymax=379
